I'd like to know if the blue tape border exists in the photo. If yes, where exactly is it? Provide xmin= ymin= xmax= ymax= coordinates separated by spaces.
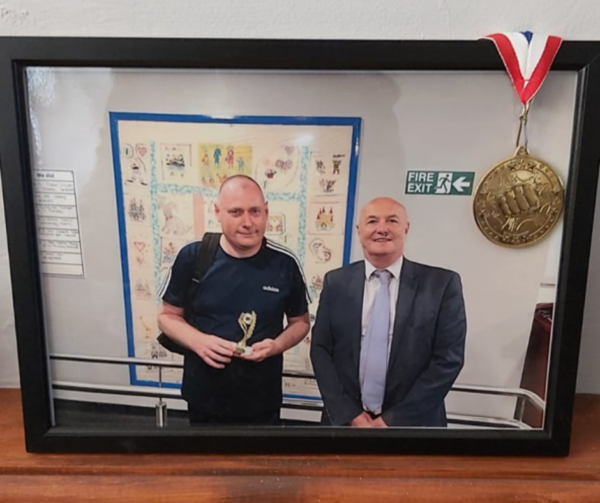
xmin=109 ymin=111 xmax=362 ymax=401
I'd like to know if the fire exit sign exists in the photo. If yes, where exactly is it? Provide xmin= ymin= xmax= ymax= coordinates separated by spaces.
xmin=405 ymin=171 xmax=475 ymax=196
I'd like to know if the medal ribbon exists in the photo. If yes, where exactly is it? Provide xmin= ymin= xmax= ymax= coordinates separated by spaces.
xmin=483 ymin=31 xmax=563 ymax=104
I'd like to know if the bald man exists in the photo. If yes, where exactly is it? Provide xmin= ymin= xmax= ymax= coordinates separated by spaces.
xmin=310 ymin=198 xmax=466 ymax=427
xmin=158 ymin=175 xmax=310 ymax=425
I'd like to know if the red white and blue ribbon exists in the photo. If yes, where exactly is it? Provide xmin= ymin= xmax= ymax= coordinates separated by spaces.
xmin=483 ymin=31 xmax=562 ymax=104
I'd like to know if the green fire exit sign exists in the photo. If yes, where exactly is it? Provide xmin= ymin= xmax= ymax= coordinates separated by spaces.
xmin=405 ymin=171 xmax=475 ymax=196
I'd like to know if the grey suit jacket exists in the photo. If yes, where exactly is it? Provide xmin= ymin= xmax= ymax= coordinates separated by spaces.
xmin=310 ymin=258 xmax=466 ymax=427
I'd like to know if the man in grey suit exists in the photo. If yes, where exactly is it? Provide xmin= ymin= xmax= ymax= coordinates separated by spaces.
xmin=310 ymin=197 xmax=466 ymax=427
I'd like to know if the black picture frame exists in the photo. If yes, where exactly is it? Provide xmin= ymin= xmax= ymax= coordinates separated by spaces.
xmin=1 ymin=37 xmax=599 ymax=456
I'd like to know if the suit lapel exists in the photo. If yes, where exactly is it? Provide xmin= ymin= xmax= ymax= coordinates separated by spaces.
xmin=347 ymin=262 xmax=366 ymax=375
xmin=387 ymin=259 xmax=418 ymax=376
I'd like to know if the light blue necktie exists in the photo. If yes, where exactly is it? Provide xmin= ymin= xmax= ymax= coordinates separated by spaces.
xmin=361 ymin=269 xmax=391 ymax=413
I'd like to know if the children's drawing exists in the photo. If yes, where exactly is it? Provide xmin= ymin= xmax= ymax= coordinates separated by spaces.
xmin=315 ymin=159 xmax=326 ymax=175
xmin=158 ymin=195 xmax=193 ymax=237
xmin=140 ymin=341 xmax=170 ymax=371
xmin=308 ymin=201 xmax=344 ymax=235
xmin=126 ymin=195 xmax=150 ymax=224
xmin=135 ymin=339 xmax=182 ymax=381
xmin=265 ymin=200 xmax=300 ymax=250
xmin=225 ymin=147 xmax=235 ymax=169
xmin=305 ymin=237 xmax=344 ymax=271
xmin=213 ymin=146 xmax=222 ymax=167
xmin=161 ymin=203 xmax=190 ymax=236
xmin=121 ymin=143 xmax=134 ymax=158
xmin=267 ymin=213 xmax=286 ymax=235
xmin=135 ymin=143 xmax=148 ymax=158
xmin=309 ymin=274 xmax=324 ymax=299
xmin=161 ymin=240 xmax=177 ymax=265
xmin=136 ymin=314 xmax=158 ymax=341
xmin=133 ymin=278 xmax=153 ymax=300
xmin=131 ymin=238 xmax=151 ymax=268
xmin=314 ymin=154 xmax=345 ymax=176
xmin=256 ymin=144 xmax=301 ymax=191
xmin=199 ymin=143 xmax=253 ymax=188
xmin=309 ymin=238 xmax=333 ymax=263
xmin=125 ymin=157 xmax=148 ymax=186
xmin=319 ymin=179 xmax=337 ymax=193
xmin=332 ymin=156 xmax=343 ymax=175
xmin=315 ymin=206 xmax=335 ymax=231
xmin=202 ymin=196 xmax=221 ymax=233
xmin=159 ymin=236 xmax=189 ymax=269
xmin=149 ymin=342 xmax=169 ymax=363
xmin=310 ymin=152 xmax=348 ymax=196
xmin=160 ymin=144 xmax=193 ymax=184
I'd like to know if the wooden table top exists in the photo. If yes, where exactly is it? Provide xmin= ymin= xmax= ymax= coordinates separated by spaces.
xmin=1 ymin=388 xmax=600 ymax=502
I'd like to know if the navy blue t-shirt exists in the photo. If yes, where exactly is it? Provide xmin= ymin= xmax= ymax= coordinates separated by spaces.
xmin=162 ymin=238 xmax=309 ymax=417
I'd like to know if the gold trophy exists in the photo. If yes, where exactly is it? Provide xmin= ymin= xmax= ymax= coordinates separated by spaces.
xmin=235 ymin=311 xmax=256 ymax=355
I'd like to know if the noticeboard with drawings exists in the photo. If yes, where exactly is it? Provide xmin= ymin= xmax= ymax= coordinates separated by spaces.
xmin=110 ymin=112 xmax=361 ymax=403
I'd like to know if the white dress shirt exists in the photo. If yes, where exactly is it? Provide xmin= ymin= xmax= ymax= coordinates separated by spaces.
xmin=359 ymin=255 xmax=403 ymax=393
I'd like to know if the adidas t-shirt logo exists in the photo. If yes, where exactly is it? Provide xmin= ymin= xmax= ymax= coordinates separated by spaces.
xmin=262 ymin=285 xmax=280 ymax=293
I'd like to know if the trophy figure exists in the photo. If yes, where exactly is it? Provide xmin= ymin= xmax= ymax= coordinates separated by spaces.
xmin=235 ymin=311 xmax=257 ymax=355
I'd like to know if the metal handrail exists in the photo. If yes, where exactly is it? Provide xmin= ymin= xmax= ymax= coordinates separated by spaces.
xmin=52 ymin=380 xmax=533 ymax=430
xmin=50 ymin=353 xmax=315 ymax=377
xmin=50 ymin=353 xmax=546 ymax=429
xmin=446 ymin=413 xmax=532 ymax=430
xmin=451 ymin=383 xmax=545 ymax=412
xmin=51 ymin=353 xmax=183 ymax=368
xmin=53 ymin=381 xmax=325 ymax=408
xmin=53 ymin=381 xmax=181 ymax=399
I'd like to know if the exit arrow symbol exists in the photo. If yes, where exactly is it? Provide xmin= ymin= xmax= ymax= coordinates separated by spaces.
xmin=452 ymin=176 xmax=470 ymax=192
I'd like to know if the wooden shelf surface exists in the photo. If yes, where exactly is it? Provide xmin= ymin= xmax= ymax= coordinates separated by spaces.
xmin=1 ymin=389 xmax=600 ymax=502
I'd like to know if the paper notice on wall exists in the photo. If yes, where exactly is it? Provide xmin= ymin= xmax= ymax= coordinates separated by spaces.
xmin=34 ymin=170 xmax=85 ymax=277
xmin=283 ymin=376 xmax=321 ymax=402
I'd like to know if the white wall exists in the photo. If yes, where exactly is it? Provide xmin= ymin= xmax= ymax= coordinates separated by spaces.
xmin=2 ymin=0 xmax=600 ymax=402
xmin=0 ymin=1 xmax=599 ymax=39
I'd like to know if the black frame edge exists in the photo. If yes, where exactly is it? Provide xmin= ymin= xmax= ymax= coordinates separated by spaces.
xmin=1 ymin=37 xmax=599 ymax=455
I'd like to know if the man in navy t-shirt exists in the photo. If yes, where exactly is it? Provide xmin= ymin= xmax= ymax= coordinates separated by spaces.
xmin=158 ymin=175 xmax=310 ymax=424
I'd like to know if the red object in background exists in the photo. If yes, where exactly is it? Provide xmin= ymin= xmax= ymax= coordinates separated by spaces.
xmin=518 ymin=303 xmax=553 ymax=427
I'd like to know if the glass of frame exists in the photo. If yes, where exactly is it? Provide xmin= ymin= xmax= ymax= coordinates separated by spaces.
xmin=1 ymin=37 xmax=599 ymax=455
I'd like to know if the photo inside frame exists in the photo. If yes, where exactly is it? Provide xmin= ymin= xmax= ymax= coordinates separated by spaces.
xmin=25 ymin=66 xmax=576 ymax=431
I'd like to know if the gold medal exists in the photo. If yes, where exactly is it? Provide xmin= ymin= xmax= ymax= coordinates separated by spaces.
xmin=473 ymin=145 xmax=564 ymax=248
xmin=475 ymin=34 xmax=565 ymax=247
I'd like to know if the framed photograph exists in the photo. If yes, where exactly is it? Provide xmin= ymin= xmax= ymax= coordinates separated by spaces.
xmin=1 ymin=37 xmax=599 ymax=455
